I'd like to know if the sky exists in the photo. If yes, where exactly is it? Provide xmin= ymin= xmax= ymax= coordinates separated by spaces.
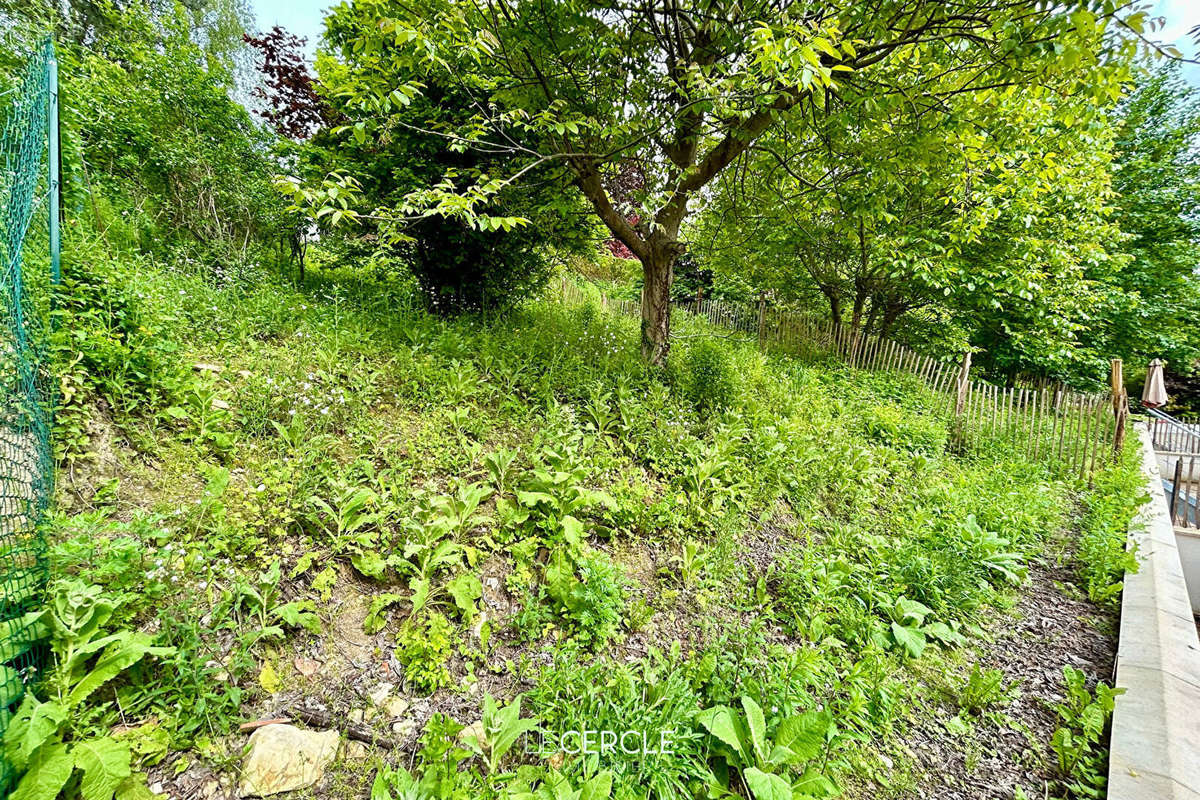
xmin=1150 ymin=0 xmax=1200 ymax=86
xmin=251 ymin=0 xmax=330 ymax=58
xmin=251 ymin=0 xmax=1200 ymax=77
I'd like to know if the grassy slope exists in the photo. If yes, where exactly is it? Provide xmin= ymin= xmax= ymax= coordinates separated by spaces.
xmin=48 ymin=260 xmax=1136 ymax=800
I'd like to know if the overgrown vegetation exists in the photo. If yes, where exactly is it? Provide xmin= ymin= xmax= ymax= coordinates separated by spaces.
xmin=0 ymin=0 xmax=1177 ymax=798
xmin=4 ymin=245 xmax=1142 ymax=799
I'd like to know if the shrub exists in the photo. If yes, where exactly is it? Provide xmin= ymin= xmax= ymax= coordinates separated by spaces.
xmin=684 ymin=338 xmax=739 ymax=411
xmin=404 ymin=216 xmax=557 ymax=313
xmin=860 ymin=405 xmax=946 ymax=453
xmin=396 ymin=612 xmax=455 ymax=693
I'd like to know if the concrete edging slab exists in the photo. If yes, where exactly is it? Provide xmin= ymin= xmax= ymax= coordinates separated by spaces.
xmin=1107 ymin=424 xmax=1200 ymax=799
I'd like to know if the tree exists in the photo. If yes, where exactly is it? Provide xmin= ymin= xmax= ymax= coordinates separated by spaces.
xmin=310 ymin=0 xmax=1138 ymax=364
xmin=693 ymin=53 xmax=1125 ymax=380
xmin=243 ymin=26 xmax=329 ymax=139
xmin=1084 ymin=60 xmax=1200 ymax=379
xmin=293 ymin=0 xmax=594 ymax=310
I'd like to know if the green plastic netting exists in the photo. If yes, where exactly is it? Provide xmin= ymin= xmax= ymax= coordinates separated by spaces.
xmin=0 ymin=37 xmax=56 ymax=787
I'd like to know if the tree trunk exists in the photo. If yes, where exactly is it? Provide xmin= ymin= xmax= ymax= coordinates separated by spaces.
xmin=879 ymin=307 xmax=903 ymax=339
xmin=821 ymin=287 xmax=842 ymax=336
xmin=850 ymin=283 xmax=868 ymax=338
xmin=641 ymin=253 xmax=674 ymax=366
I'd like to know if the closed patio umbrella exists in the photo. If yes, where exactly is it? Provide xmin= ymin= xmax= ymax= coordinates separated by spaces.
xmin=1143 ymin=358 xmax=1169 ymax=408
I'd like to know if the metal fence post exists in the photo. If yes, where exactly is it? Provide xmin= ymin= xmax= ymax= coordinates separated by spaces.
xmin=47 ymin=42 xmax=60 ymax=287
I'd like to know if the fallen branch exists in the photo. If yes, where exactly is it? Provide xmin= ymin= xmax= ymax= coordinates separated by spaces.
xmin=286 ymin=706 xmax=395 ymax=750
xmin=238 ymin=717 xmax=290 ymax=732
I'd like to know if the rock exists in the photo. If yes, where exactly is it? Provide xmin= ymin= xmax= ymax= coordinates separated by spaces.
xmin=149 ymin=782 xmax=165 ymax=795
xmin=382 ymin=696 xmax=409 ymax=719
xmin=367 ymin=683 xmax=395 ymax=707
xmin=210 ymin=398 xmax=231 ymax=411
xmin=348 ymin=708 xmax=366 ymax=725
xmin=193 ymin=363 xmax=223 ymax=374
xmin=391 ymin=718 xmax=418 ymax=739
xmin=343 ymin=741 xmax=368 ymax=760
xmin=293 ymin=657 xmax=321 ymax=678
xmin=471 ymin=611 xmax=489 ymax=643
xmin=458 ymin=720 xmax=484 ymax=747
xmin=237 ymin=725 xmax=339 ymax=797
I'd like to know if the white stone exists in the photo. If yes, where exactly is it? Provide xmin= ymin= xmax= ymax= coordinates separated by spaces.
xmin=237 ymin=725 xmax=339 ymax=797
xmin=368 ymin=683 xmax=395 ymax=707
xmin=382 ymin=696 xmax=409 ymax=719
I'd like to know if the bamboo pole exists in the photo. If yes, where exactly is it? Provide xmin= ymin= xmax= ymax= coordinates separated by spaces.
xmin=954 ymin=353 xmax=972 ymax=423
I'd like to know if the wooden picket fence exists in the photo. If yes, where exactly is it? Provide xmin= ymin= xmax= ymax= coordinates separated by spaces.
xmin=558 ymin=278 xmax=1130 ymax=480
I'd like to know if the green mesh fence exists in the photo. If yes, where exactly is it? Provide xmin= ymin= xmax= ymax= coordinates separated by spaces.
xmin=0 ymin=37 xmax=57 ymax=788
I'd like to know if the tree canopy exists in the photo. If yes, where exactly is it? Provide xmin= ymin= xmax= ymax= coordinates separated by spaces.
xmin=300 ymin=0 xmax=1144 ymax=365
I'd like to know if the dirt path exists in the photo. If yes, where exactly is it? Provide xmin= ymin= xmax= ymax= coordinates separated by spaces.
xmin=900 ymin=555 xmax=1117 ymax=799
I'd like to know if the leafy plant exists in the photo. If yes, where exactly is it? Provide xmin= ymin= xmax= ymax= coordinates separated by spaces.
xmin=4 ymin=581 xmax=174 ymax=800
xmin=1050 ymin=666 xmax=1123 ymax=798
xmin=955 ymin=663 xmax=1019 ymax=715
xmin=544 ymin=550 xmax=627 ymax=649
xmin=685 ymin=339 xmax=739 ymax=411
xmin=307 ymin=482 xmax=387 ymax=577
xmin=485 ymin=448 xmax=520 ymax=496
xmin=696 ymin=695 xmax=838 ymax=800
xmin=396 ymin=612 xmax=455 ymax=694
xmin=461 ymin=693 xmax=540 ymax=774
xmin=221 ymin=560 xmax=322 ymax=643
xmin=671 ymin=538 xmax=710 ymax=587
xmin=506 ymin=768 xmax=614 ymax=800
xmin=960 ymin=515 xmax=1027 ymax=586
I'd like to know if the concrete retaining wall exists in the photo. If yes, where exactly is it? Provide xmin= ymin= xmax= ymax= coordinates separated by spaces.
xmin=1107 ymin=425 xmax=1200 ymax=799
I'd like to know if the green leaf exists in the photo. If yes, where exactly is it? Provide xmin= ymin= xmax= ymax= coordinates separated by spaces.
xmin=891 ymin=622 xmax=926 ymax=659
xmin=923 ymin=621 xmax=965 ymax=646
xmin=350 ymin=550 xmax=387 ymax=580
xmin=67 ymin=635 xmax=174 ymax=707
xmin=0 ymin=611 xmax=48 ymax=662
xmin=579 ymin=770 xmax=613 ymax=800
xmin=409 ymin=577 xmax=430 ymax=615
xmin=364 ymin=593 xmax=406 ymax=634
xmin=743 ymin=767 xmax=792 ymax=800
xmin=771 ymin=711 xmax=830 ymax=765
xmin=73 ymin=738 xmax=132 ymax=800
xmin=273 ymin=602 xmax=321 ymax=634
xmin=696 ymin=705 xmax=748 ymax=762
xmin=792 ymin=768 xmax=839 ymax=798
xmin=446 ymin=574 xmax=483 ymax=621
xmin=10 ymin=742 xmax=73 ymax=800
xmin=5 ymin=696 xmax=67 ymax=771
xmin=894 ymin=598 xmax=932 ymax=625
xmin=741 ymin=696 xmax=767 ymax=764
xmin=544 ymin=550 xmax=578 ymax=608
xmin=561 ymin=515 xmax=584 ymax=548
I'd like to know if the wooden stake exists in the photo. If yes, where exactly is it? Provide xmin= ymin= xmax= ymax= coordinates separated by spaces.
xmin=1111 ymin=359 xmax=1127 ymax=455
xmin=954 ymin=353 xmax=972 ymax=420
